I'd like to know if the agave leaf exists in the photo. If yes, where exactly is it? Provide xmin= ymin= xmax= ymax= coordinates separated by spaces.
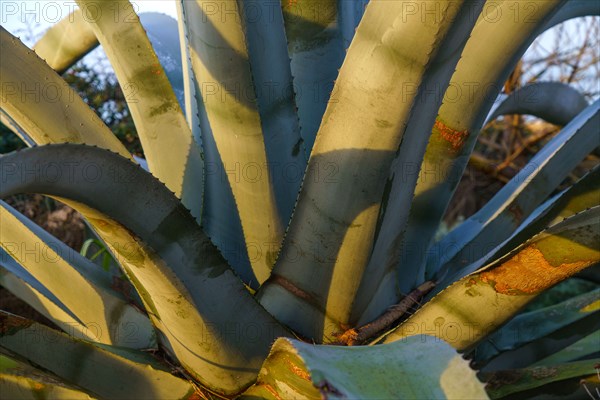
xmin=174 ymin=1 xmax=251 ymax=284
xmin=0 ymin=110 xmax=35 ymax=148
xmin=511 ymin=165 xmax=600 ymax=235
xmin=281 ymin=0 xmax=342 ymax=156
xmin=396 ymin=0 xmax=564 ymax=291
xmin=259 ymin=0 xmax=477 ymax=342
xmin=0 ymin=251 xmax=139 ymax=349
xmin=338 ymin=0 xmax=370 ymax=48
xmin=531 ymin=330 xmax=600 ymax=367
xmin=481 ymin=312 xmax=599 ymax=373
xmin=430 ymin=100 xmax=599 ymax=282
xmin=75 ymin=0 xmax=204 ymax=222
xmin=578 ymin=265 xmax=600 ymax=286
xmin=241 ymin=343 xmax=322 ymax=400
xmin=0 ymin=144 xmax=289 ymax=395
xmin=32 ymin=9 xmax=98 ymax=75
xmin=486 ymin=82 xmax=589 ymax=126
xmin=382 ymin=206 xmax=600 ymax=350
xmin=470 ymin=289 xmax=600 ymax=369
xmin=79 ymin=228 xmax=146 ymax=305
xmin=0 ymin=28 xmax=130 ymax=157
xmin=241 ymin=335 xmax=488 ymax=399
xmin=281 ymin=0 xmax=369 ymax=156
xmin=0 ymin=354 xmax=96 ymax=400
xmin=433 ymin=164 xmax=600 ymax=291
xmin=351 ymin=0 xmax=487 ymax=326
xmin=174 ymin=1 xmax=202 ymax=147
xmin=483 ymin=359 xmax=600 ymax=400
xmin=0 ymin=249 xmax=80 ymax=322
xmin=242 ymin=0 xmax=307 ymax=227
xmin=33 ymin=10 xmax=185 ymax=100
xmin=0 ymin=201 xmax=156 ymax=349
xmin=545 ymin=0 xmax=600 ymax=29
xmin=181 ymin=0 xmax=292 ymax=284
xmin=138 ymin=12 xmax=185 ymax=110
xmin=0 ymin=312 xmax=195 ymax=399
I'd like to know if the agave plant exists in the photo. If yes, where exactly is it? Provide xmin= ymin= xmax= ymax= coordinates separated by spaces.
xmin=1 ymin=0 xmax=599 ymax=398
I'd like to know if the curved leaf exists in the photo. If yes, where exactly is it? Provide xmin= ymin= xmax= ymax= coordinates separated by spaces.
xmin=470 ymin=289 xmax=600 ymax=369
xmin=0 ymin=354 xmax=96 ymax=400
xmin=483 ymin=359 xmax=600 ymax=400
xmin=486 ymin=82 xmax=589 ymax=126
xmin=545 ymin=0 xmax=600 ymax=29
xmin=430 ymin=100 xmax=599 ymax=281
xmin=382 ymin=206 xmax=600 ymax=350
xmin=508 ymin=165 xmax=600 ymax=242
xmin=33 ymin=9 xmax=98 ymax=74
xmin=33 ymin=11 xmax=185 ymax=92
xmin=75 ymin=0 xmax=204 ymax=222
xmin=0 ymin=313 xmax=195 ymax=399
xmin=0 ymin=144 xmax=289 ymax=395
xmin=481 ymin=313 xmax=599 ymax=373
xmin=0 ymin=201 xmax=156 ymax=349
xmin=433 ymin=164 xmax=600 ymax=291
xmin=395 ymin=0 xmax=564 ymax=292
xmin=259 ymin=0 xmax=479 ymax=342
xmin=0 ymin=28 xmax=130 ymax=157
xmin=531 ymin=330 xmax=600 ymax=367
xmin=242 ymin=335 xmax=488 ymax=399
